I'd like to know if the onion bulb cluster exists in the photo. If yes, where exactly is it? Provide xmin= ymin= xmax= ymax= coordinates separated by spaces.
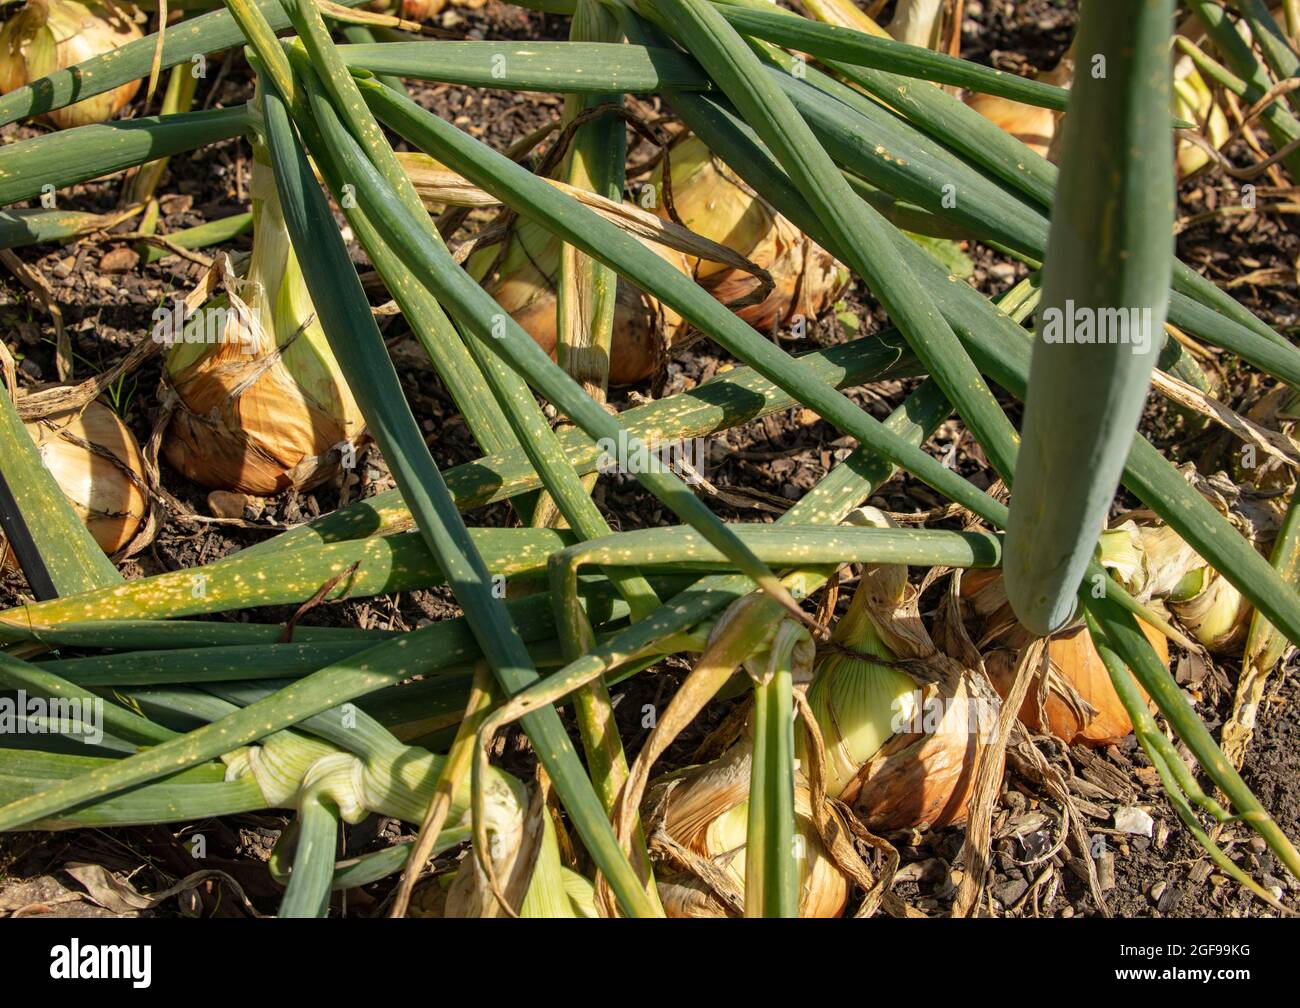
xmin=0 ymin=1 xmax=143 ymax=129
xmin=654 ymin=135 xmax=847 ymax=335
xmin=162 ymin=154 xmax=366 ymax=496
xmin=2 ymin=398 xmax=147 ymax=565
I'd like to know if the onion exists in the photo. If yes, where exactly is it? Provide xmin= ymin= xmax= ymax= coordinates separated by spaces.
xmin=0 ymin=1 xmax=143 ymax=130
xmin=1168 ymin=571 xmax=1252 ymax=655
xmin=801 ymin=566 xmax=993 ymax=832
xmin=2 ymin=398 xmax=146 ymax=562
xmin=1128 ymin=524 xmax=1253 ymax=655
xmin=963 ymin=569 xmax=1167 ymax=746
xmin=964 ymin=56 xmax=1072 ymax=161
xmin=473 ymin=216 xmax=693 ymax=386
xmin=654 ymin=135 xmax=847 ymax=334
xmin=965 ymin=92 xmax=1060 ymax=159
xmin=162 ymin=155 xmax=366 ymax=495
xmin=650 ymin=738 xmax=849 ymax=918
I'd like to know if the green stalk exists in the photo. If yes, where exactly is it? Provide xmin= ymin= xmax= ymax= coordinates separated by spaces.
xmin=0 ymin=107 xmax=250 ymax=207
xmin=1084 ymin=593 xmax=1300 ymax=881
xmin=0 ymin=527 xmax=568 ymax=631
xmin=745 ymin=620 xmax=800 ymax=917
xmin=0 ymin=0 xmax=370 ymax=127
xmin=647 ymin=0 xmax=1021 ymax=485
xmin=279 ymin=793 xmax=339 ymax=917
xmin=335 ymin=40 xmax=711 ymax=93
xmin=0 ymin=652 xmax=175 ymax=747
xmin=1004 ymin=0 xmax=1176 ymax=634
xmin=141 ymin=211 xmax=253 ymax=264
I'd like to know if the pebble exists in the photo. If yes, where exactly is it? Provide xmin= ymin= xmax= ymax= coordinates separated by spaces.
xmin=1113 ymin=806 xmax=1154 ymax=837
xmin=993 ymin=878 xmax=1028 ymax=907
xmin=99 ymin=247 xmax=140 ymax=273
xmin=208 ymin=490 xmax=254 ymax=519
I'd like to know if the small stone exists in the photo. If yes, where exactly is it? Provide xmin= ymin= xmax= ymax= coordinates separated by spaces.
xmin=1114 ymin=806 xmax=1154 ymax=837
xmin=99 ymin=247 xmax=140 ymax=274
xmin=1060 ymin=904 xmax=1074 ymax=919
xmin=797 ymin=408 xmax=820 ymax=427
xmin=993 ymin=878 xmax=1028 ymax=907
xmin=208 ymin=490 xmax=253 ymax=519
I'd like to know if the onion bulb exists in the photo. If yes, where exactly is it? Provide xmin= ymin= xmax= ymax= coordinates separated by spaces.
xmin=162 ymin=154 xmax=366 ymax=495
xmin=1125 ymin=523 xmax=1253 ymax=655
xmin=2 ymin=398 xmax=146 ymax=562
xmin=650 ymin=739 xmax=849 ymax=918
xmin=963 ymin=569 xmax=1167 ymax=746
xmin=0 ymin=1 xmax=143 ymax=129
xmin=471 ymin=216 xmax=693 ymax=386
xmin=801 ymin=577 xmax=992 ymax=831
xmin=654 ymin=135 xmax=847 ymax=334
xmin=964 ymin=57 xmax=1072 ymax=161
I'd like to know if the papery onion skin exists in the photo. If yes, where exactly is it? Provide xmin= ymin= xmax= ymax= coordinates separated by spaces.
xmin=651 ymin=740 xmax=849 ymax=918
xmin=964 ymin=571 xmax=1167 ymax=746
xmin=0 ymin=0 xmax=143 ymax=129
xmin=477 ymin=217 xmax=692 ymax=386
xmin=840 ymin=675 xmax=998 ymax=831
xmin=13 ymin=399 xmax=146 ymax=557
xmin=162 ymin=156 xmax=366 ymax=495
xmin=983 ymin=622 xmax=1166 ymax=746
xmin=655 ymin=135 xmax=847 ymax=335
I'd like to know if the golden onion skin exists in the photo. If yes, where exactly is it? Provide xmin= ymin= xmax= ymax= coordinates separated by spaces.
xmin=0 ymin=1 xmax=143 ymax=129
xmin=18 ymin=400 xmax=146 ymax=556
xmin=477 ymin=218 xmax=691 ymax=386
xmin=655 ymin=135 xmax=846 ymax=335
